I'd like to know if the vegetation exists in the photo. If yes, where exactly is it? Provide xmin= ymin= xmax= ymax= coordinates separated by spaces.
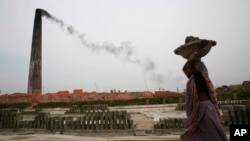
xmin=0 ymin=102 xmax=32 ymax=109
xmin=217 ymin=88 xmax=250 ymax=101
xmin=217 ymin=91 xmax=234 ymax=101
xmin=237 ymin=88 xmax=250 ymax=99
xmin=33 ymin=96 xmax=183 ymax=108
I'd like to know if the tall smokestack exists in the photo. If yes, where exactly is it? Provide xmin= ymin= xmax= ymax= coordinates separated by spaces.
xmin=27 ymin=9 xmax=43 ymax=94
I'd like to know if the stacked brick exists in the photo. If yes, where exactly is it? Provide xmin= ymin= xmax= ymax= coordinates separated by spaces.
xmin=0 ymin=105 xmax=133 ymax=131
xmin=218 ymin=100 xmax=250 ymax=108
xmin=175 ymin=103 xmax=186 ymax=111
xmin=0 ymin=108 xmax=23 ymax=129
xmin=222 ymin=105 xmax=250 ymax=126
xmin=65 ymin=104 xmax=108 ymax=114
xmin=64 ymin=104 xmax=133 ymax=130
xmin=82 ymin=110 xmax=133 ymax=130
xmin=154 ymin=118 xmax=185 ymax=129
xmin=0 ymin=90 xmax=186 ymax=104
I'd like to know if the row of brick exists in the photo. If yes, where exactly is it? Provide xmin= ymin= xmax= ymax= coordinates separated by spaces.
xmin=65 ymin=104 xmax=109 ymax=114
xmin=66 ymin=109 xmax=127 ymax=116
xmin=21 ymin=108 xmax=43 ymax=115
xmin=5 ymin=118 xmax=134 ymax=130
xmin=221 ymin=105 xmax=250 ymax=126
xmin=154 ymin=118 xmax=185 ymax=129
xmin=155 ymin=104 xmax=250 ymax=129
xmin=218 ymin=100 xmax=250 ymax=108
xmin=0 ymin=108 xmax=133 ymax=130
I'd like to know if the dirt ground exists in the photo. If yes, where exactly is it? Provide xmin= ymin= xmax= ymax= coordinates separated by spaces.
xmin=0 ymin=134 xmax=181 ymax=141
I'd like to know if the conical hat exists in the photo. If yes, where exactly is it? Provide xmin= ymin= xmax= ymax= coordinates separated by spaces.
xmin=174 ymin=36 xmax=216 ymax=59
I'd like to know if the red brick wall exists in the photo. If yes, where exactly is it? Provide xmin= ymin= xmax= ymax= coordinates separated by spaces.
xmin=0 ymin=90 xmax=182 ymax=104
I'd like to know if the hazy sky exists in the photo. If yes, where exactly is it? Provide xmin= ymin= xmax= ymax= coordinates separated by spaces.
xmin=0 ymin=0 xmax=250 ymax=94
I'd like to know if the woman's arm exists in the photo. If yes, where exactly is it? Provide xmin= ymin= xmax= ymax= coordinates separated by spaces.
xmin=186 ymin=50 xmax=201 ymax=73
xmin=188 ymin=47 xmax=202 ymax=63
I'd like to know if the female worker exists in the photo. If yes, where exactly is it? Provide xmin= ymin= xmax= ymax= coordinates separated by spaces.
xmin=180 ymin=38 xmax=228 ymax=141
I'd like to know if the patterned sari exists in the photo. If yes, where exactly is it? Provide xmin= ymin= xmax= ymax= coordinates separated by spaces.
xmin=180 ymin=61 xmax=228 ymax=141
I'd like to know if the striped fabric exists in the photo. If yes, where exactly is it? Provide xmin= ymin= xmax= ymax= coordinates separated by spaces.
xmin=180 ymin=61 xmax=228 ymax=141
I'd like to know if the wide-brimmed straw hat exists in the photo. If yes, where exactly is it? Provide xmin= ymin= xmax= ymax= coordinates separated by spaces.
xmin=174 ymin=36 xmax=217 ymax=59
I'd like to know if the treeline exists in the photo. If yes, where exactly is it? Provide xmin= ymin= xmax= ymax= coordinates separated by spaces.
xmin=0 ymin=96 xmax=183 ymax=109
xmin=33 ymin=96 xmax=183 ymax=108
xmin=0 ymin=102 xmax=31 ymax=109
xmin=217 ymin=88 xmax=250 ymax=101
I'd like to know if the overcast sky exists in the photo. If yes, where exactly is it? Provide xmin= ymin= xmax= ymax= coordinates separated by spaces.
xmin=0 ymin=0 xmax=250 ymax=94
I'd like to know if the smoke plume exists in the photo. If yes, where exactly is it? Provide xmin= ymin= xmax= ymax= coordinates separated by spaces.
xmin=41 ymin=9 xmax=165 ymax=86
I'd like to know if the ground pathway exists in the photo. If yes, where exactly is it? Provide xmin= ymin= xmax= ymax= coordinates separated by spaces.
xmin=0 ymin=134 xmax=180 ymax=141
